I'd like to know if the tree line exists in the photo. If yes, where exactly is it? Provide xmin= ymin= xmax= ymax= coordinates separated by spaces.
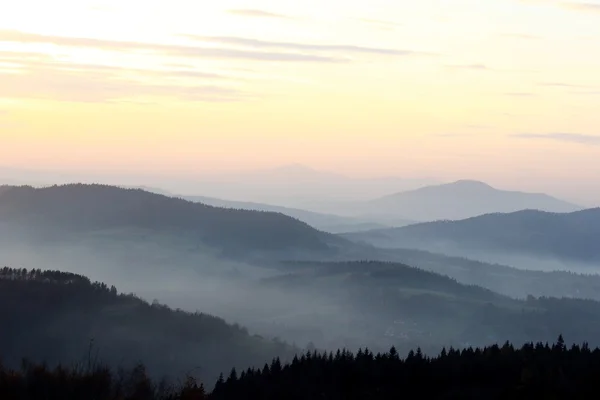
xmin=3 ymin=336 xmax=600 ymax=399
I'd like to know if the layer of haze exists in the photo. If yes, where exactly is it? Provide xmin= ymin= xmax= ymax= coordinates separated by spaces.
xmin=1 ymin=0 xmax=600 ymax=204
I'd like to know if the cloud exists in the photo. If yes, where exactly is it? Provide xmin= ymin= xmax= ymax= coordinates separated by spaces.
xmin=538 ymin=82 xmax=600 ymax=94
xmin=0 ymin=52 xmax=233 ymax=81
xmin=563 ymin=2 xmax=600 ymax=13
xmin=183 ymin=35 xmax=435 ymax=57
xmin=571 ymin=90 xmax=600 ymax=95
xmin=227 ymin=9 xmax=292 ymax=19
xmin=0 ymin=51 xmax=55 ymax=62
xmin=0 ymin=58 xmax=250 ymax=103
xmin=518 ymin=0 xmax=600 ymax=13
xmin=512 ymin=133 xmax=600 ymax=145
xmin=539 ymin=82 xmax=589 ymax=88
xmin=0 ymin=30 xmax=346 ymax=63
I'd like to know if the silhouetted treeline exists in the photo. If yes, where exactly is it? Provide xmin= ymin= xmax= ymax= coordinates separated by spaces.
xmin=211 ymin=336 xmax=600 ymax=400
xmin=3 ymin=337 xmax=600 ymax=399
xmin=0 ymin=267 xmax=295 ymax=387
xmin=0 ymin=360 xmax=207 ymax=400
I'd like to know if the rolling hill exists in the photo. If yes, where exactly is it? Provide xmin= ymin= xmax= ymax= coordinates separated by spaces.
xmin=0 ymin=267 xmax=295 ymax=386
xmin=360 ymin=180 xmax=580 ymax=222
xmin=182 ymin=195 xmax=391 ymax=233
xmin=344 ymin=208 xmax=600 ymax=264
xmin=0 ymin=184 xmax=344 ymax=256
xmin=257 ymin=260 xmax=600 ymax=352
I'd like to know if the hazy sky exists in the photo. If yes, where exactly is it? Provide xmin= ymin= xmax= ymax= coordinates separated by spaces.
xmin=1 ymin=0 xmax=599 ymax=200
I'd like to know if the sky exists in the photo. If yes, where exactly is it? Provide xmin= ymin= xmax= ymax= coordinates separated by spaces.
xmin=1 ymin=0 xmax=599 ymax=203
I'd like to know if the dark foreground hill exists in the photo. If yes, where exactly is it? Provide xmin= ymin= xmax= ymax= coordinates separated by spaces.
xmin=0 ymin=184 xmax=344 ymax=256
xmin=345 ymin=208 xmax=600 ymax=264
xmin=2 ymin=337 xmax=600 ymax=399
xmin=212 ymin=337 xmax=600 ymax=400
xmin=0 ymin=267 xmax=294 ymax=386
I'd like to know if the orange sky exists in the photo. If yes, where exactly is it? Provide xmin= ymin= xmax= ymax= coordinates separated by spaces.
xmin=1 ymin=0 xmax=599 ymax=202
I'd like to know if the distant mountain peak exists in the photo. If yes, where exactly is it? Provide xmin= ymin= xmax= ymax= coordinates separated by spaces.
xmin=276 ymin=163 xmax=315 ymax=171
xmin=448 ymin=180 xmax=494 ymax=189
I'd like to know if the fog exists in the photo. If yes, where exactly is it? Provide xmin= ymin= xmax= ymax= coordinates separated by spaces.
xmin=0 ymin=236 xmax=397 ymax=353
xmin=3 ymin=181 xmax=600 ymax=387
xmin=353 ymin=239 xmax=600 ymax=275
xmin=4 ymin=226 xmax=600 ymax=360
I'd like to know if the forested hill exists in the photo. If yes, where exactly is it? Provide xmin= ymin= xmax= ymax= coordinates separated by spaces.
xmin=3 ymin=337 xmax=600 ymax=399
xmin=211 ymin=337 xmax=600 ymax=400
xmin=0 ymin=267 xmax=295 ymax=386
xmin=0 ymin=184 xmax=340 ymax=253
xmin=345 ymin=208 xmax=600 ymax=263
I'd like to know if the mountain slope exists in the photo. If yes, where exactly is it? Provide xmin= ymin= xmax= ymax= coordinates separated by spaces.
xmin=0 ymin=184 xmax=342 ymax=255
xmin=0 ymin=267 xmax=295 ymax=385
xmin=186 ymin=164 xmax=439 ymax=208
xmin=183 ymin=195 xmax=391 ymax=233
xmin=345 ymin=208 xmax=600 ymax=263
xmin=258 ymin=260 xmax=600 ymax=351
xmin=363 ymin=180 xmax=580 ymax=221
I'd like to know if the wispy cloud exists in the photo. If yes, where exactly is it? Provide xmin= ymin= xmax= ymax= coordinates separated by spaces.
xmin=539 ymin=82 xmax=590 ymax=88
xmin=0 ymin=54 xmax=250 ymax=103
xmin=570 ymin=90 xmax=600 ymax=95
xmin=183 ymin=35 xmax=435 ymax=57
xmin=512 ymin=132 xmax=600 ymax=145
xmin=0 ymin=53 xmax=229 ymax=81
xmin=563 ymin=2 xmax=600 ymax=13
xmin=0 ymin=30 xmax=346 ymax=63
xmin=227 ymin=9 xmax=292 ymax=19
xmin=518 ymin=0 xmax=600 ymax=14
xmin=0 ymin=68 xmax=248 ymax=103
xmin=538 ymin=82 xmax=600 ymax=95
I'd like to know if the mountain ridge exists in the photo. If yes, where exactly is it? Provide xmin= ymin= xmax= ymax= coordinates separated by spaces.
xmin=0 ymin=184 xmax=344 ymax=254
xmin=363 ymin=179 xmax=580 ymax=221
xmin=344 ymin=207 xmax=600 ymax=264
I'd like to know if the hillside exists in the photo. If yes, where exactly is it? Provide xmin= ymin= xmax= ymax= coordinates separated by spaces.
xmin=256 ymin=261 xmax=600 ymax=353
xmin=362 ymin=180 xmax=580 ymax=221
xmin=345 ymin=208 xmax=600 ymax=264
xmin=0 ymin=184 xmax=343 ymax=255
xmin=0 ymin=267 xmax=295 ymax=386
xmin=367 ymin=247 xmax=600 ymax=301
xmin=183 ymin=164 xmax=439 ymax=207
xmin=210 ymin=339 xmax=600 ymax=400
xmin=183 ymin=195 xmax=390 ymax=233
xmin=5 ymin=338 xmax=600 ymax=399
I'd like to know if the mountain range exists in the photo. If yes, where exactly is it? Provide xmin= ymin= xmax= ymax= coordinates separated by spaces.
xmin=0 ymin=184 xmax=342 ymax=257
xmin=145 ymin=179 xmax=581 ymax=230
xmin=341 ymin=180 xmax=581 ymax=222
xmin=181 ymin=195 xmax=393 ymax=233
xmin=345 ymin=208 xmax=600 ymax=265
